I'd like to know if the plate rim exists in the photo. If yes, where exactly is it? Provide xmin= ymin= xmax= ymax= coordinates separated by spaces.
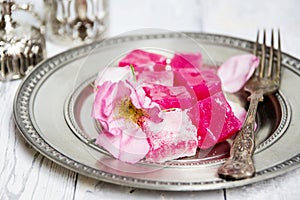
xmin=13 ymin=32 xmax=300 ymax=191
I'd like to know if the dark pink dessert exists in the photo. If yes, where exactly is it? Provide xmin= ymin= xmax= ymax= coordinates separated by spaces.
xmin=188 ymin=91 xmax=242 ymax=149
xmin=143 ymin=84 xmax=195 ymax=110
xmin=119 ymin=49 xmax=167 ymax=71
xmin=170 ymin=52 xmax=202 ymax=69
xmin=174 ymin=68 xmax=222 ymax=101
xmin=137 ymin=70 xmax=174 ymax=86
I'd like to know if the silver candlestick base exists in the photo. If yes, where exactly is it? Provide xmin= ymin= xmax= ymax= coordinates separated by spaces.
xmin=44 ymin=0 xmax=109 ymax=45
xmin=0 ymin=0 xmax=46 ymax=81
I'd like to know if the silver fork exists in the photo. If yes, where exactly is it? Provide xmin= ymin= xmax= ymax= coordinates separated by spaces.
xmin=217 ymin=29 xmax=282 ymax=180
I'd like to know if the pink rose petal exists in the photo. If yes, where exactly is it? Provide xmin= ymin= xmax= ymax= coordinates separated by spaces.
xmin=95 ymin=67 xmax=131 ymax=86
xmin=217 ymin=54 xmax=259 ymax=93
xmin=96 ymin=123 xmax=150 ymax=164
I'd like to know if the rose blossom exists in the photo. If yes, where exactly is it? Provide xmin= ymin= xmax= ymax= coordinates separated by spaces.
xmin=92 ymin=80 xmax=161 ymax=163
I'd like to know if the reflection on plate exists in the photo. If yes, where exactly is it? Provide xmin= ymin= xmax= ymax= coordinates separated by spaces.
xmin=13 ymin=32 xmax=299 ymax=191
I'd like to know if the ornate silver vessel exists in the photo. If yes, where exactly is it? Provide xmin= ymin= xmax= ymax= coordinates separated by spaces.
xmin=44 ymin=0 xmax=109 ymax=45
xmin=0 ymin=0 xmax=46 ymax=81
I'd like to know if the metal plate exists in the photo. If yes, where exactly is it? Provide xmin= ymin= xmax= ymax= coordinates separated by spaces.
xmin=13 ymin=32 xmax=300 ymax=191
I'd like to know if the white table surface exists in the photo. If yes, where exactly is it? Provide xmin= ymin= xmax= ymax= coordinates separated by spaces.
xmin=1 ymin=0 xmax=300 ymax=199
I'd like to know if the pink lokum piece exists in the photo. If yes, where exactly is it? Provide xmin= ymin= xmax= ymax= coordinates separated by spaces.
xmin=174 ymin=69 xmax=222 ymax=101
xmin=170 ymin=52 xmax=202 ymax=69
xmin=137 ymin=70 xmax=174 ymax=86
xmin=187 ymin=91 xmax=242 ymax=149
xmin=118 ymin=49 xmax=167 ymax=71
xmin=143 ymin=84 xmax=194 ymax=110
xmin=144 ymin=110 xmax=198 ymax=162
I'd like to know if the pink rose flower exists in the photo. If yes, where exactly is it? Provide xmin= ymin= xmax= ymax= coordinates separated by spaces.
xmin=92 ymin=80 xmax=161 ymax=163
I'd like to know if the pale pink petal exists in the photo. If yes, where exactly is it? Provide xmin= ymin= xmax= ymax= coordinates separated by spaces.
xmin=93 ymin=80 xmax=133 ymax=123
xmin=97 ymin=119 xmax=109 ymax=131
xmin=144 ymin=106 xmax=162 ymax=123
xmin=92 ymin=81 xmax=115 ymax=119
xmin=111 ymin=81 xmax=131 ymax=103
xmin=125 ymin=80 xmax=146 ymax=109
xmin=124 ymin=80 xmax=162 ymax=123
xmin=95 ymin=67 xmax=131 ymax=86
xmin=106 ymin=118 xmax=127 ymax=136
xmin=218 ymin=54 xmax=259 ymax=93
xmin=96 ymin=126 xmax=150 ymax=164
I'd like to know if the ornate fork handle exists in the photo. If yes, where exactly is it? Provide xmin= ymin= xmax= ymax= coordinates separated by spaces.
xmin=217 ymin=91 xmax=264 ymax=180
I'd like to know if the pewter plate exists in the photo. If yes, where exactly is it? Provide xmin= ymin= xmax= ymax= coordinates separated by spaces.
xmin=13 ymin=32 xmax=300 ymax=191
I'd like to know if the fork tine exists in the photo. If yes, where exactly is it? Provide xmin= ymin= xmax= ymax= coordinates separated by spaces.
xmin=259 ymin=30 xmax=266 ymax=78
xmin=253 ymin=30 xmax=259 ymax=56
xmin=253 ymin=30 xmax=260 ymax=77
xmin=267 ymin=29 xmax=274 ymax=77
xmin=276 ymin=29 xmax=282 ymax=81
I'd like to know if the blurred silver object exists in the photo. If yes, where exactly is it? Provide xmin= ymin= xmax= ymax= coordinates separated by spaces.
xmin=0 ymin=0 xmax=46 ymax=81
xmin=44 ymin=0 xmax=108 ymax=45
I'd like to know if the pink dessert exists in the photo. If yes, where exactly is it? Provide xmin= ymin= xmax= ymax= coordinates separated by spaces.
xmin=170 ymin=52 xmax=202 ymax=69
xmin=93 ymin=50 xmax=256 ymax=163
xmin=174 ymin=68 xmax=222 ymax=101
xmin=137 ymin=70 xmax=174 ymax=86
xmin=187 ymin=91 xmax=242 ymax=149
xmin=144 ymin=110 xmax=198 ymax=162
xmin=118 ymin=49 xmax=167 ymax=71
xmin=143 ymin=84 xmax=194 ymax=110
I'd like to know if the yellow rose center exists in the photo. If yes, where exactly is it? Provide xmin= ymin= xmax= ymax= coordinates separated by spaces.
xmin=117 ymin=98 xmax=146 ymax=126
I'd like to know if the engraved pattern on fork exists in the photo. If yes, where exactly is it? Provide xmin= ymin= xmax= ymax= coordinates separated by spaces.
xmin=217 ymin=30 xmax=282 ymax=180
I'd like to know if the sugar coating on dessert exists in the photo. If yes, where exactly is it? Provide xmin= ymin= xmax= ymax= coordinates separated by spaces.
xmin=144 ymin=110 xmax=198 ymax=162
